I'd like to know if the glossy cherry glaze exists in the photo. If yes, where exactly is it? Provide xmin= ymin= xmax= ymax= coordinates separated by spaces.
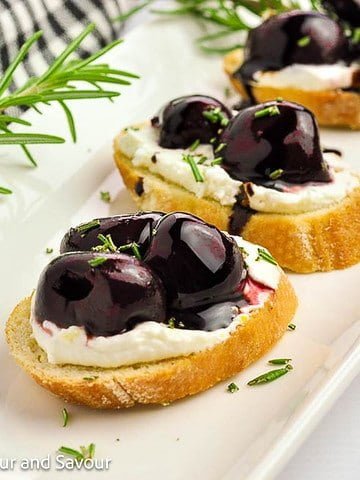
xmin=34 ymin=252 xmax=166 ymax=337
xmin=60 ymin=212 xmax=163 ymax=256
xmin=152 ymin=95 xmax=232 ymax=149
xmin=322 ymin=0 xmax=360 ymax=28
xmin=234 ymin=10 xmax=352 ymax=97
xmin=218 ymin=100 xmax=331 ymax=185
xmin=144 ymin=212 xmax=246 ymax=310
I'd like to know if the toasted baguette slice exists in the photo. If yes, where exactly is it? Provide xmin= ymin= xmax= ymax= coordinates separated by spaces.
xmin=6 ymin=273 xmax=296 ymax=409
xmin=114 ymin=139 xmax=360 ymax=273
xmin=224 ymin=49 xmax=360 ymax=130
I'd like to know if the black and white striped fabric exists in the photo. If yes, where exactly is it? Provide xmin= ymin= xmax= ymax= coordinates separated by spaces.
xmin=0 ymin=0 xmax=127 ymax=94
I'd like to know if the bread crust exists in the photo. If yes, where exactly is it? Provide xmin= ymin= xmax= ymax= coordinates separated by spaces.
xmin=223 ymin=49 xmax=360 ymax=130
xmin=6 ymin=273 xmax=296 ymax=409
xmin=114 ymin=142 xmax=360 ymax=273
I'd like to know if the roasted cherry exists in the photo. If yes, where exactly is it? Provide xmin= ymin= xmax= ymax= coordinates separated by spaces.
xmin=33 ymin=252 xmax=166 ymax=337
xmin=152 ymin=95 xmax=232 ymax=149
xmin=322 ymin=0 xmax=360 ymax=27
xmin=60 ymin=212 xmax=163 ymax=256
xmin=218 ymin=100 xmax=331 ymax=185
xmin=144 ymin=212 xmax=246 ymax=310
xmin=236 ymin=10 xmax=351 ymax=86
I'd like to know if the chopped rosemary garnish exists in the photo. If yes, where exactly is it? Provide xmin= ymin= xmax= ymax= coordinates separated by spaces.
xmin=210 ymin=137 xmax=216 ymax=144
xmin=269 ymin=168 xmax=284 ymax=180
xmin=268 ymin=358 xmax=292 ymax=365
xmin=297 ymin=35 xmax=311 ymax=47
xmin=168 ymin=317 xmax=176 ymax=329
xmin=76 ymin=219 xmax=100 ymax=234
xmin=58 ymin=443 xmax=95 ymax=460
xmin=88 ymin=256 xmax=108 ymax=267
xmin=214 ymin=142 xmax=226 ymax=154
xmin=211 ymin=158 xmax=222 ymax=166
xmin=203 ymin=107 xmax=229 ymax=127
xmin=256 ymin=248 xmax=277 ymax=266
xmin=276 ymin=97 xmax=284 ymax=102
xmin=288 ymin=323 xmax=296 ymax=331
xmin=45 ymin=247 xmax=53 ymax=254
xmin=254 ymin=106 xmax=281 ymax=118
xmin=100 ymin=191 xmax=111 ymax=203
xmin=92 ymin=233 xmax=117 ymax=253
xmin=0 ymin=186 xmax=12 ymax=195
xmin=196 ymin=154 xmax=208 ymax=165
xmin=189 ymin=139 xmax=200 ymax=151
xmin=83 ymin=376 xmax=99 ymax=381
xmin=62 ymin=408 xmax=69 ymax=427
xmin=118 ymin=242 xmax=142 ymax=260
xmin=247 ymin=365 xmax=293 ymax=386
xmin=182 ymin=153 xmax=204 ymax=183
xmin=227 ymin=382 xmax=239 ymax=393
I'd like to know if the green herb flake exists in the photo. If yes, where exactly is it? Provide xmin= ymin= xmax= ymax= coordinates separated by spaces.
xmin=196 ymin=155 xmax=208 ymax=165
xmin=268 ymin=358 xmax=292 ymax=365
xmin=118 ymin=241 xmax=142 ymax=260
xmin=297 ymin=35 xmax=311 ymax=47
xmin=92 ymin=233 xmax=117 ymax=253
xmin=227 ymin=382 xmax=239 ymax=393
xmin=288 ymin=323 xmax=296 ymax=331
xmin=88 ymin=256 xmax=108 ymax=268
xmin=182 ymin=153 xmax=204 ymax=183
xmin=0 ymin=186 xmax=12 ymax=195
xmin=189 ymin=139 xmax=200 ymax=152
xmin=353 ymin=28 xmax=360 ymax=44
xmin=224 ymin=86 xmax=231 ymax=98
xmin=62 ymin=407 xmax=69 ymax=427
xmin=214 ymin=142 xmax=226 ymax=154
xmin=269 ymin=168 xmax=284 ymax=180
xmin=211 ymin=157 xmax=222 ymax=166
xmin=254 ymin=105 xmax=280 ymax=119
xmin=77 ymin=219 xmax=100 ymax=234
xmin=45 ymin=247 xmax=53 ymax=254
xmin=83 ymin=376 xmax=99 ymax=381
xmin=100 ymin=191 xmax=111 ymax=203
xmin=247 ymin=364 xmax=293 ymax=386
xmin=59 ymin=443 xmax=96 ymax=460
xmin=168 ymin=317 xmax=176 ymax=329
xmin=203 ymin=107 xmax=229 ymax=127
xmin=256 ymin=247 xmax=277 ymax=266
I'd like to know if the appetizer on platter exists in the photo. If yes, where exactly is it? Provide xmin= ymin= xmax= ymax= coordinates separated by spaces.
xmin=224 ymin=8 xmax=360 ymax=129
xmin=6 ymin=212 xmax=297 ymax=408
xmin=114 ymin=95 xmax=360 ymax=273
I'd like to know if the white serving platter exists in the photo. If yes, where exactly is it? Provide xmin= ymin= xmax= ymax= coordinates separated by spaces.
xmin=0 ymin=16 xmax=359 ymax=480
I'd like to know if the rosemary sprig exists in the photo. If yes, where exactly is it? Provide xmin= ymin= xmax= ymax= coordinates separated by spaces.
xmin=256 ymin=247 xmax=277 ymax=265
xmin=0 ymin=23 xmax=138 ymax=194
xmin=117 ymin=0 xmax=305 ymax=53
xmin=58 ymin=443 xmax=95 ymax=460
xmin=268 ymin=358 xmax=292 ymax=365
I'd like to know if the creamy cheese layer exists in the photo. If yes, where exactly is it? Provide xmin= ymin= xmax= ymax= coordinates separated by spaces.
xmin=31 ymin=237 xmax=280 ymax=368
xmin=116 ymin=124 xmax=359 ymax=214
xmin=253 ymin=63 xmax=359 ymax=91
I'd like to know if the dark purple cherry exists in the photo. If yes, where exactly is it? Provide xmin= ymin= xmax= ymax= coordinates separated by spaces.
xmin=322 ymin=0 xmax=360 ymax=27
xmin=60 ymin=212 xmax=163 ymax=256
xmin=152 ymin=95 xmax=232 ymax=149
xmin=236 ymin=10 xmax=351 ymax=85
xmin=33 ymin=252 xmax=166 ymax=337
xmin=218 ymin=100 xmax=331 ymax=185
xmin=144 ymin=212 xmax=246 ymax=310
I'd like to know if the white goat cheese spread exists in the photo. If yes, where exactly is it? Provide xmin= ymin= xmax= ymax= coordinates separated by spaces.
xmin=31 ymin=237 xmax=280 ymax=368
xmin=116 ymin=124 xmax=359 ymax=214
xmin=253 ymin=63 xmax=359 ymax=91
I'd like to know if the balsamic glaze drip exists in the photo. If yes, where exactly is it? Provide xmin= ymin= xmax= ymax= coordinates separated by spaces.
xmin=135 ymin=177 xmax=144 ymax=196
xmin=323 ymin=147 xmax=342 ymax=157
xmin=234 ymin=10 xmax=352 ymax=97
xmin=152 ymin=95 xmax=232 ymax=149
xmin=60 ymin=212 xmax=163 ymax=256
xmin=229 ymin=185 xmax=256 ymax=236
xmin=36 ymin=212 xmax=251 ymax=336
